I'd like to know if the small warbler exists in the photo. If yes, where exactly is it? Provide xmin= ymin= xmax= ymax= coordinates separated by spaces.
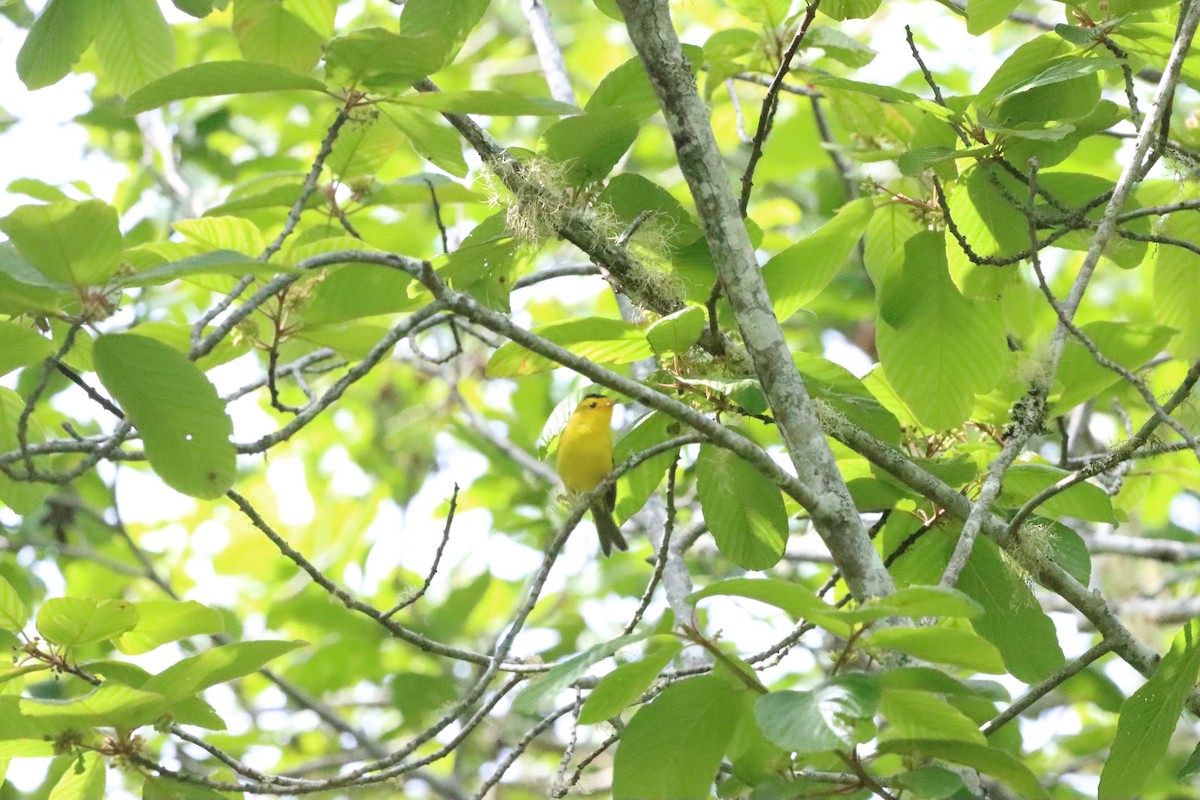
xmin=555 ymin=394 xmax=628 ymax=555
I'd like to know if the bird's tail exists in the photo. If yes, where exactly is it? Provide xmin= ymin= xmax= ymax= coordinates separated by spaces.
xmin=591 ymin=503 xmax=628 ymax=556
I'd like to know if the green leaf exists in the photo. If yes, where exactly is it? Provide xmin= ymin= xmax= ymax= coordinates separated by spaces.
xmin=327 ymin=115 xmax=411 ymax=181
xmin=399 ymin=0 xmax=490 ymax=70
xmin=116 ymin=600 xmax=225 ymax=655
xmin=233 ymin=0 xmax=324 ymax=72
xmin=876 ymin=232 xmax=1007 ymax=430
xmin=1041 ymin=518 xmax=1091 ymax=586
xmin=486 ymin=318 xmax=652 ymax=377
xmin=896 ymin=765 xmax=965 ymax=799
xmin=804 ymin=27 xmax=876 ymax=67
xmin=390 ymin=90 xmax=576 ymax=116
xmin=880 ymin=687 xmax=986 ymax=744
xmin=387 ymin=108 xmax=468 ymax=177
xmin=612 ymin=676 xmax=741 ymax=800
xmin=0 ymin=388 xmax=52 ymax=515
xmin=878 ymin=739 xmax=1049 ymax=799
xmin=646 ymin=306 xmax=706 ymax=355
xmin=678 ymin=376 xmax=768 ymax=415
xmin=818 ymin=0 xmax=882 ymax=20
xmin=1100 ymin=619 xmax=1200 ymax=800
xmin=689 ymin=577 xmax=852 ymax=636
xmin=94 ymin=0 xmax=175 ymax=96
xmin=794 ymin=352 xmax=902 ymax=444
xmin=942 ymin=165 xmax=1023 ymax=298
xmin=998 ymin=463 xmax=1116 ymax=524
xmin=1154 ymin=209 xmax=1200 ymax=359
xmin=1051 ymin=321 xmax=1177 ymax=416
xmin=0 ymin=321 xmax=54 ymax=377
xmin=48 ymin=750 xmax=105 ymax=800
xmin=579 ymin=637 xmax=682 ymax=724
xmin=0 ymin=243 xmax=73 ymax=314
xmin=754 ymin=675 xmax=879 ymax=753
xmin=142 ymin=640 xmax=305 ymax=701
xmin=991 ymin=56 xmax=1123 ymax=105
xmin=863 ymin=626 xmax=1006 ymax=673
xmin=0 ymin=685 xmax=169 ymax=740
xmin=956 ymin=536 xmax=1065 ymax=683
xmin=0 ymin=200 xmax=123 ymax=287
xmin=966 ymin=0 xmax=1022 ymax=34
xmin=586 ymin=47 xmax=702 ymax=122
xmin=541 ymin=108 xmax=640 ymax=186
xmin=512 ymin=631 xmax=647 ymax=715
xmin=143 ymin=775 xmax=233 ymax=800
xmin=36 ymin=597 xmax=139 ymax=648
xmin=303 ymin=264 xmax=418 ymax=325
xmin=116 ymin=250 xmax=287 ymax=288
xmin=695 ymin=444 xmax=788 ymax=570
xmin=124 ymin=61 xmax=327 ymax=114
xmin=93 ymin=334 xmax=236 ymax=499
xmin=837 ymin=585 xmax=984 ymax=623
xmin=613 ymin=412 xmax=684 ymax=524
xmin=974 ymin=35 xmax=1072 ymax=108
xmin=0 ymin=576 xmax=29 ymax=632
xmin=595 ymin=174 xmax=702 ymax=246
xmin=16 ymin=0 xmax=104 ymax=90
xmin=724 ymin=0 xmax=789 ymax=27
xmin=762 ymin=197 xmax=874 ymax=321
xmin=173 ymin=215 xmax=267 ymax=256
xmin=324 ymin=28 xmax=447 ymax=90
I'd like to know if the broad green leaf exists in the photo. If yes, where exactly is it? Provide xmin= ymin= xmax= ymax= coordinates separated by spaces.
xmin=399 ymin=0 xmax=490 ymax=69
xmin=143 ymin=775 xmax=233 ymax=800
xmin=863 ymin=201 xmax=923 ymax=285
xmin=695 ymin=444 xmax=788 ymax=570
xmin=542 ymin=108 xmax=640 ymax=186
xmin=1100 ymin=619 xmax=1200 ymax=800
xmin=117 ymin=251 xmax=287 ymax=287
xmin=302 ymin=262 xmax=418 ymax=325
xmin=172 ymin=0 xmax=213 ymax=16
xmin=390 ymin=90 xmax=576 ymax=116
xmin=754 ymin=675 xmax=879 ymax=753
xmin=15 ymin=0 xmax=104 ymax=90
xmin=0 ymin=576 xmax=28 ymax=632
xmin=579 ymin=637 xmax=682 ymax=724
xmin=1154 ymin=210 xmax=1200 ymax=359
xmin=116 ymin=600 xmax=225 ymax=655
xmin=586 ymin=47 xmax=702 ymax=122
xmin=93 ymin=334 xmax=236 ymax=499
xmin=956 ymin=536 xmax=1065 ymax=682
xmin=880 ymin=687 xmax=987 ymax=744
xmin=1040 ymin=517 xmax=1091 ymax=586
xmin=0 ymin=200 xmax=123 ymax=287
xmin=998 ymin=463 xmax=1116 ymax=524
xmin=678 ymin=376 xmax=768 ymax=415
xmin=437 ymin=214 xmax=518 ymax=311
xmin=46 ymin=753 xmax=104 ymax=800
xmin=173 ymin=216 xmax=267 ymax=256
xmin=0 ymin=243 xmax=73 ymax=314
xmin=689 ymin=577 xmax=852 ymax=636
xmin=794 ymin=352 xmax=902 ymax=444
xmin=387 ymin=108 xmax=468 ymax=177
xmin=595 ymin=174 xmax=702 ymax=246
xmin=762 ymin=197 xmax=874 ymax=321
xmin=613 ymin=412 xmax=684 ymax=524
xmin=512 ymin=631 xmax=646 ymax=715
xmin=233 ymin=0 xmax=324 ymax=72
xmin=1033 ymin=173 xmax=1149 ymax=269
xmin=47 ymin=750 xmax=105 ymax=800
xmin=724 ymin=0 xmax=789 ymax=26
xmin=0 ymin=388 xmax=52 ymax=515
xmin=486 ymin=318 xmax=652 ymax=377
xmin=942 ymin=165 xmax=1023 ymax=298
xmin=876 ymin=232 xmax=1007 ymax=430
xmin=123 ymin=61 xmax=327 ymax=114
xmin=991 ymin=56 xmax=1123 ymax=105
xmin=896 ymin=766 xmax=965 ymax=799
xmin=0 ymin=684 xmax=169 ymax=739
xmin=879 ymin=739 xmax=1049 ymax=799
xmin=646 ymin=306 xmax=706 ymax=355
xmin=804 ymin=27 xmax=876 ymax=67
xmin=1050 ymin=322 xmax=1176 ymax=415
xmin=808 ymin=76 xmax=952 ymax=119
xmin=966 ymin=0 xmax=1022 ymax=34
xmin=975 ymin=35 xmax=1072 ymax=108
xmin=94 ymin=0 xmax=175 ymax=96
xmin=0 ymin=321 xmax=54 ymax=377
xmin=360 ymin=174 xmax=479 ymax=207
xmin=324 ymin=28 xmax=446 ymax=89
xmin=863 ymin=626 xmax=1006 ymax=673
xmin=328 ymin=115 xmax=411 ymax=181
xmin=818 ymin=0 xmax=882 ymax=20
xmin=837 ymin=585 xmax=983 ymax=623
xmin=36 ymin=597 xmax=139 ymax=647
xmin=142 ymin=640 xmax=305 ymax=701
xmin=612 ymin=676 xmax=741 ymax=800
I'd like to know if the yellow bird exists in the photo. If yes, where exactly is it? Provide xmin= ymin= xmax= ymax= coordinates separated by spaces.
xmin=556 ymin=394 xmax=628 ymax=556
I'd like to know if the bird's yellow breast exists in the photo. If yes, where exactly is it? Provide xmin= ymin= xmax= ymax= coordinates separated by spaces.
xmin=556 ymin=404 xmax=614 ymax=492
